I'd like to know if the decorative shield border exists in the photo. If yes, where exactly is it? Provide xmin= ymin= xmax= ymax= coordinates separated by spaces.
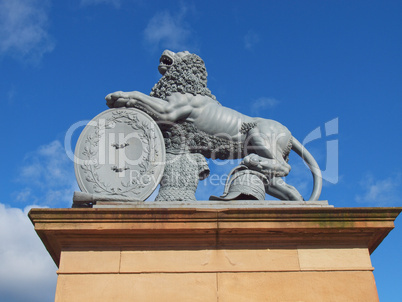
xmin=74 ymin=108 xmax=165 ymax=201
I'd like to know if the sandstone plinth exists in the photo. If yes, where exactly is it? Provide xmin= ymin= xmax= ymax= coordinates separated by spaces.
xmin=29 ymin=207 xmax=401 ymax=301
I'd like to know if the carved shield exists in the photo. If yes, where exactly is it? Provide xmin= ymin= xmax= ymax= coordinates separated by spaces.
xmin=74 ymin=108 xmax=165 ymax=201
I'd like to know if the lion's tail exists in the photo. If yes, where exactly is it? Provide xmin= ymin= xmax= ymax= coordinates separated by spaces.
xmin=291 ymin=137 xmax=322 ymax=201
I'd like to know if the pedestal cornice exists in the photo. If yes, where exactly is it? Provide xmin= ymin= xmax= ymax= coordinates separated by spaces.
xmin=29 ymin=207 xmax=401 ymax=267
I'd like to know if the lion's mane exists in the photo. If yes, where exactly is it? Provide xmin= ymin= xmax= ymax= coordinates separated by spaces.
xmin=150 ymin=53 xmax=218 ymax=103
xmin=145 ymin=53 xmax=243 ymax=159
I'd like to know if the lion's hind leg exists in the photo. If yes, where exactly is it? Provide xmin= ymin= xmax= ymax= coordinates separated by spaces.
xmin=241 ymin=153 xmax=290 ymax=178
xmin=242 ymin=120 xmax=292 ymax=177
xmin=241 ymin=120 xmax=303 ymax=200
xmin=241 ymin=154 xmax=303 ymax=201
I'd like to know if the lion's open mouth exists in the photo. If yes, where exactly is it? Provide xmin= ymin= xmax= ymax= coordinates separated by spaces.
xmin=160 ymin=55 xmax=173 ymax=66
xmin=158 ymin=54 xmax=173 ymax=75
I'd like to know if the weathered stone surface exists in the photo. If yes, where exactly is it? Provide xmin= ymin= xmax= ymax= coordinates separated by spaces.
xmin=119 ymin=249 xmax=300 ymax=273
xmin=217 ymin=271 xmax=379 ymax=302
xmin=59 ymin=251 xmax=120 ymax=273
xmin=298 ymin=247 xmax=373 ymax=271
xmin=55 ymin=273 xmax=217 ymax=302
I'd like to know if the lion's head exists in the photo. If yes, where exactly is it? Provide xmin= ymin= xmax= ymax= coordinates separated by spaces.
xmin=150 ymin=50 xmax=218 ymax=102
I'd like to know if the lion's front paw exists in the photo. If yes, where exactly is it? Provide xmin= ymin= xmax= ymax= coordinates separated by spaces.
xmin=105 ymin=91 xmax=132 ymax=108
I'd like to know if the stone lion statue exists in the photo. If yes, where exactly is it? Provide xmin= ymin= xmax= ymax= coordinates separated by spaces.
xmin=106 ymin=50 xmax=322 ymax=201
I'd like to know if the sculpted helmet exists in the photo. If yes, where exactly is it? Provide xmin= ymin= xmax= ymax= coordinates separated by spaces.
xmin=210 ymin=165 xmax=268 ymax=201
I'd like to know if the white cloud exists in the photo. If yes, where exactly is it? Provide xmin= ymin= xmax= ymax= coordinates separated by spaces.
xmin=14 ymin=188 xmax=32 ymax=202
xmin=143 ymin=7 xmax=193 ymax=51
xmin=16 ymin=140 xmax=78 ymax=207
xmin=244 ymin=30 xmax=260 ymax=50
xmin=0 ymin=203 xmax=57 ymax=302
xmin=355 ymin=174 xmax=401 ymax=206
xmin=0 ymin=0 xmax=54 ymax=63
xmin=251 ymin=97 xmax=280 ymax=114
xmin=80 ymin=0 xmax=121 ymax=8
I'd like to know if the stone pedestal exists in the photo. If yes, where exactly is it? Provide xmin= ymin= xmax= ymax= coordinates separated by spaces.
xmin=29 ymin=207 xmax=401 ymax=302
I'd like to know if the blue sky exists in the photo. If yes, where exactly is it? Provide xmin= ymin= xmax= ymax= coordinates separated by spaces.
xmin=1 ymin=0 xmax=401 ymax=301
